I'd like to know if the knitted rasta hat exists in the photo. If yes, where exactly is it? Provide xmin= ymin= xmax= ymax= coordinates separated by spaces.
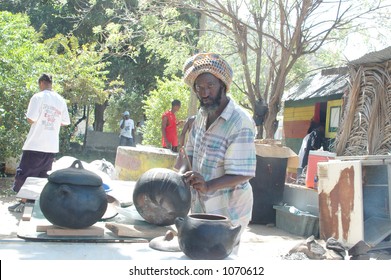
xmin=183 ymin=53 xmax=233 ymax=92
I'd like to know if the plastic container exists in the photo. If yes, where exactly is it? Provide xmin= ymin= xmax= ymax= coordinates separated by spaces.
xmin=273 ymin=205 xmax=319 ymax=237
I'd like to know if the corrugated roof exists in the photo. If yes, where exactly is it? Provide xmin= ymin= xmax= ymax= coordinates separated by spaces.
xmin=348 ymin=46 xmax=391 ymax=65
xmin=283 ymin=72 xmax=348 ymax=102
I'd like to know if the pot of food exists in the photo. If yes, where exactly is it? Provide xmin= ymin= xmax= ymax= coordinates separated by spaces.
xmin=175 ymin=213 xmax=241 ymax=260
xmin=133 ymin=168 xmax=191 ymax=226
xmin=39 ymin=159 xmax=107 ymax=229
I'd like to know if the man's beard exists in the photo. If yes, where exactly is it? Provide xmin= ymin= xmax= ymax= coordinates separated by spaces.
xmin=199 ymin=87 xmax=223 ymax=114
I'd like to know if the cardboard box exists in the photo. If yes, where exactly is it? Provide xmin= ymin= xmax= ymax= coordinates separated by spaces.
xmin=254 ymin=143 xmax=299 ymax=169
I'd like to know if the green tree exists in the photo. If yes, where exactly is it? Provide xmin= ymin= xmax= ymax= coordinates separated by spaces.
xmin=161 ymin=0 xmax=391 ymax=138
xmin=142 ymin=77 xmax=189 ymax=147
xmin=43 ymin=34 xmax=124 ymax=145
xmin=0 ymin=12 xmax=124 ymax=159
xmin=103 ymin=47 xmax=166 ymax=133
xmin=0 ymin=11 xmax=51 ymax=160
xmin=0 ymin=0 xmax=74 ymax=40
xmin=100 ymin=0 xmax=389 ymax=139
xmin=0 ymin=0 xmax=167 ymax=133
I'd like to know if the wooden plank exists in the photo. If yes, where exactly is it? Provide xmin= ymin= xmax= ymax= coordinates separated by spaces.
xmin=36 ymin=225 xmax=105 ymax=236
xmin=105 ymin=222 xmax=174 ymax=239
xmin=17 ymin=200 xmax=148 ymax=242
xmin=22 ymin=203 xmax=35 ymax=221
xmin=284 ymin=106 xmax=314 ymax=121
xmin=336 ymin=155 xmax=391 ymax=162
xmin=16 ymin=177 xmax=47 ymax=200
xmin=36 ymin=225 xmax=54 ymax=232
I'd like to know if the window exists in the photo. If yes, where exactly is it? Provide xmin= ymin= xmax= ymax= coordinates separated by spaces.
xmin=329 ymin=106 xmax=341 ymax=132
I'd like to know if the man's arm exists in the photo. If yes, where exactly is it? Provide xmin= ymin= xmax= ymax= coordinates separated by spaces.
xmin=161 ymin=116 xmax=170 ymax=147
xmin=183 ymin=171 xmax=252 ymax=193
xmin=120 ymin=118 xmax=125 ymax=129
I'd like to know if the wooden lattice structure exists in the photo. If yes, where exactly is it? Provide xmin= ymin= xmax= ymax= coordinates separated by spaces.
xmin=334 ymin=47 xmax=391 ymax=156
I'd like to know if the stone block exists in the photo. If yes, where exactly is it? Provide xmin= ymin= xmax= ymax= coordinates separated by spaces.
xmin=115 ymin=145 xmax=177 ymax=181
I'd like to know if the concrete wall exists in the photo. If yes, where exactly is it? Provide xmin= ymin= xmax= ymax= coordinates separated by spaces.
xmin=86 ymin=131 xmax=119 ymax=152
xmin=115 ymin=145 xmax=177 ymax=181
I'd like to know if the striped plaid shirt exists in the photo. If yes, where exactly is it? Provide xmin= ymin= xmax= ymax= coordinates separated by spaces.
xmin=186 ymin=98 xmax=256 ymax=232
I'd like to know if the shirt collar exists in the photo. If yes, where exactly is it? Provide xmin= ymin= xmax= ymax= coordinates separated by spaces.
xmin=219 ymin=97 xmax=234 ymax=121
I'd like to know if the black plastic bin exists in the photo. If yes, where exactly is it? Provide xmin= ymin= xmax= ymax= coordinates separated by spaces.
xmin=250 ymin=155 xmax=288 ymax=224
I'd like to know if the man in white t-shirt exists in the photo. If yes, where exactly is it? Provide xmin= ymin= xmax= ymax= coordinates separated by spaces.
xmin=9 ymin=74 xmax=71 ymax=212
xmin=119 ymin=111 xmax=135 ymax=147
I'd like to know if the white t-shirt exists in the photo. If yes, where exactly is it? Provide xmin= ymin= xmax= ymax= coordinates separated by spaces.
xmin=22 ymin=90 xmax=70 ymax=153
xmin=120 ymin=118 xmax=134 ymax=138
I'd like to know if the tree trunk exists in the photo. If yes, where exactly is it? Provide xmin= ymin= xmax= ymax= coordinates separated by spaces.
xmin=93 ymin=101 xmax=108 ymax=131
xmin=264 ymin=102 xmax=278 ymax=139
xmin=187 ymin=6 xmax=207 ymax=118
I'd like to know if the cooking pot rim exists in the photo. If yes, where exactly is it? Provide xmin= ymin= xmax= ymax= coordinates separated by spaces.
xmin=188 ymin=213 xmax=228 ymax=221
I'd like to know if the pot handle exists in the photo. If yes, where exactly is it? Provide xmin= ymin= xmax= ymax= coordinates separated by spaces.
xmin=230 ymin=224 xmax=242 ymax=242
xmin=174 ymin=217 xmax=184 ymax=231
xmin=70 ymin=159 xmax=84 ymax=170
xmin=59 ymin=184 xmax=72 ymax=196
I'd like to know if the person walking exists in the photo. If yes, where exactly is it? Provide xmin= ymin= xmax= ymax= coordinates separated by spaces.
xmin=161 ymin=99 xmax=182 ymax=152
xmin=9 ymin=73 xmax=71 ymax=212
xmin=119 ymin=111 xmax=135 ymax=147
xmin=177 ymin=53 xmax=257 ymax=251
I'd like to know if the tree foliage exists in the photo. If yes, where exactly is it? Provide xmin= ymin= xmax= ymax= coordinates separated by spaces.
xmin=2 ymin=0 xmax=389 ymax=149
xmin=0 ymin=0 xmax=168 ymax=134
xmin=0 ymin=0 xmax=74 ymax=40
xmin=142 ymin=77 xmax=189 ymax=147
xmin=45 ymin=34 xmax=112 ymax=105
xmin=0 ymin=11 xmax=124 ymax=159
xmin=95 ymin=0 xmax=390 ymax=138
xmin=0 ymin=11 xmax=50 ymax=160
xmin=168 ymin=0 xmax=391 ymax=138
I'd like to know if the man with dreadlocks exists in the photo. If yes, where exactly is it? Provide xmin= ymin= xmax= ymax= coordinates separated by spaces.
xmin=177 ymin=53 xmax=257 ymax=252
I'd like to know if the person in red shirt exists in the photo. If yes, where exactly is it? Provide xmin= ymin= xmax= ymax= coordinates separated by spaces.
xmin=161 ymin=99 xmax=182 ymax=152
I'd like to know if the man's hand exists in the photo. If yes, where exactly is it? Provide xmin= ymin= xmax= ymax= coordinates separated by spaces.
xmin=183 ymin=171 xmax=209 ymax=193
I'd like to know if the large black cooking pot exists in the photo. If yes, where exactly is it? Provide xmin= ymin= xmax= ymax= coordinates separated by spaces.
xmin=175 ymin=213 xmax=241 ymax=260
xmin=39 ymin=160 xmax=108 ymax=229
xmin=133 ymin=168 xmax=191 ymax=226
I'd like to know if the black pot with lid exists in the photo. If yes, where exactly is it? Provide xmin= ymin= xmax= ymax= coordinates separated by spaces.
xmin=39 ymin=159 xmax=108 ymax=229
